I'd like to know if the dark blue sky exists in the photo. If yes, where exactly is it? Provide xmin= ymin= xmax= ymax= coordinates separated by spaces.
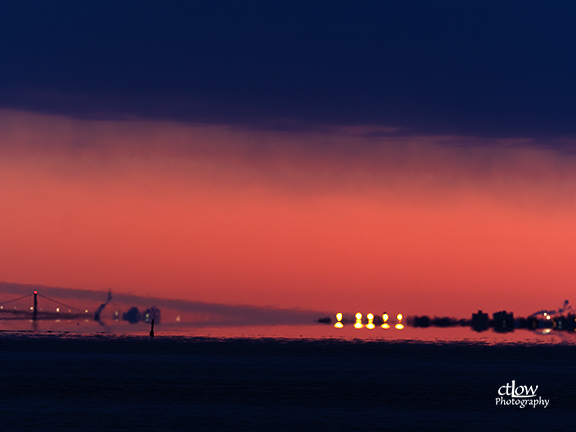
xmin=2 ymin=1 xmax=576 ymax=138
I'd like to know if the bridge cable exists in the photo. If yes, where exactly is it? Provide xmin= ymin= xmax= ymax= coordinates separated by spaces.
xmin=36 ymin=294 xmax=88 ymax=313
xmin=0 ymin=294 xmax=33 ymax=306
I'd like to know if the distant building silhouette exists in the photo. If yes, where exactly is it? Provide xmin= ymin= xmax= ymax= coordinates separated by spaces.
xmin=492 ymin=310 xmax=514 ymax=332
xmin=432 ymin=317 xmax=456 ymax=327
xmin=143 ymin=306 xmax=161 ymax=324
xmin=122 ymin=307 xmax=141 ymax=324
xmin=471 ymin=310 xmax=489 ymax=332
xmin=122 ymin=306 xmax=161 ymax=324
xmin=411 ymin=315 xmax=431 ymax=328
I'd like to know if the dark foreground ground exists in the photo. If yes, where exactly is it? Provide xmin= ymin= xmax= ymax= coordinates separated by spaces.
xmin=0 ymin=334 xmax=572 ymax=431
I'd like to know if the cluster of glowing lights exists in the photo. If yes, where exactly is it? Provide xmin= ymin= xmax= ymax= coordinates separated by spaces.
xmin=382 ymin=313 xmax=390 ymax=329
xmin=334 ymin=313 xmax=344 ymax=328
xmin=335 ymin=312 xmax=404 ymax=330
xmin=366 ymin=313 xmax=375 ymax=329
xmin=354 ymin=312 xmax=363 ymax=329
xmin=395 ymin=314 xmax=404 ymax=330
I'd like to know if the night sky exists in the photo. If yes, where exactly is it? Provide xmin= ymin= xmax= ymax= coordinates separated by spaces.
xmin=1 ymin=1 xmax=576 ymax=318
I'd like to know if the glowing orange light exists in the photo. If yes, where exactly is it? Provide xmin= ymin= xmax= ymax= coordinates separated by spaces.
xmin=395 ymin=313 xmax=404 ymax=329
xmin=381 ymin=313 xmax=390 ymax=329
xmin=366 ymin=313 xmax=375 ymax=329
xmin=334 ymin=312 xmax=343 ymax=328
xmin=354 ymin=312 xmax=363 ymax=329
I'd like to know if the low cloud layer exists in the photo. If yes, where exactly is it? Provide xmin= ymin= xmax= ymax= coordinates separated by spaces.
xmin=1 ymin=2 xmax=576 ymax=140
xmin=2 ymin=109 xmax=576 ymax=202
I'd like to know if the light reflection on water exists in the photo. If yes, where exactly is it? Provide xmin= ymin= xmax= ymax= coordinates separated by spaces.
xmin=1 ymin=318 xmax=575 ymax=344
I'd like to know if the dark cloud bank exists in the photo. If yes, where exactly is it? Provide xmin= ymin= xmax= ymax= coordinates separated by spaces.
xmin=0 ymin=282 xmax=326 ymax=327
xmin=1 ymin=1 xmax=576 ymax=141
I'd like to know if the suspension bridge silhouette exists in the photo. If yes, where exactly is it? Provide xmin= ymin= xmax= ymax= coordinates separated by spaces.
xmin=0 ymin=291 xmax=90 ymax=321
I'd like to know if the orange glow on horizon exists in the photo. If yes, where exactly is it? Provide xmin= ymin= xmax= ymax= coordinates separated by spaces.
xmin=2 ymin=110 xmax=576 ymax=318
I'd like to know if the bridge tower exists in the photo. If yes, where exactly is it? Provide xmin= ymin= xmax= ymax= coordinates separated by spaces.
xmin=33 ymin=291 xmax=38 ymax=321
